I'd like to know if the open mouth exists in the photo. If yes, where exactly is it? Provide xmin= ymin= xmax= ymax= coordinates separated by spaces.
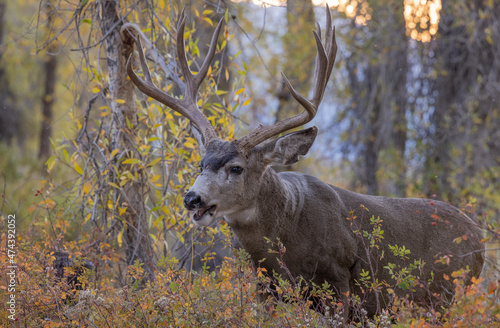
xmin=193 ymin=205 xmax=217 ymax=221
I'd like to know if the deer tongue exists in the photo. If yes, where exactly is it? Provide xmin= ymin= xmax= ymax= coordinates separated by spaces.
xmin=194 ymin=205 xmax=216 ymax=221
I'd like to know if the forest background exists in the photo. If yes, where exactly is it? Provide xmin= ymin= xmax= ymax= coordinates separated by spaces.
xmin=0 ymin=0 xmax=499 ymax=326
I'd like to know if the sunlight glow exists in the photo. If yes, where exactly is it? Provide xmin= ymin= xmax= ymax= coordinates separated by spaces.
xmin=238 ymin=0 xmax=287 ymax=8
xmin=404 ymin=0 xmax=442 ymax=42
xmin=247 ymin=0 xmax=441 ymax=42
xmin=313 ymin=0 xmax=371 ymax=26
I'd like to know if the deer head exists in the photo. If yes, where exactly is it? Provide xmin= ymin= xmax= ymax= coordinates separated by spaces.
xmin=127 ymin=7 xmax=337 ymax=227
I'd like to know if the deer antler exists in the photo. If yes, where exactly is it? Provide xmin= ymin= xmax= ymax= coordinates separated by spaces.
xmin=236 ymin=6 xmax=337 ymax=153
xmin=126 ymin=8 xmax=223 ymax=145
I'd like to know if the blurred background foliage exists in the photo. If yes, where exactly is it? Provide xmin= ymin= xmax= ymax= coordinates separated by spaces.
xmin=0 ymin=0 xmax=499 ymax=325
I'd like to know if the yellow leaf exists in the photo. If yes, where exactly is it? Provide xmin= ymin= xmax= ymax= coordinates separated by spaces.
xmin=150 ymin=175 xmax=160 ymax=182
xmin=183 ymin=141 xmax=195 ymax=149
xmin=46 ymin=156 xmax=57 ymax=172
xmin=83 ymin=182 xmax=92 ymax=195
xmin=147 ymin=158 xmax=162 ymax=167
xmin=235 ymin=88 xmax=245 ymax=95
xmin=62 ymin=149 xmax=69 ymax=162
xmin=203 ymin=17 xmax=213 ymax=26
xmin=118 ymin=207 xmax=127 ymax=216
xmin=92 ymin=86 xmax=100 ymax=93
xmin=176 ymin=231 xmax=185 ymax=244
xmin=115 ymin=99 xmax=126 ymax=104
xmin=73 ymin=162 xmax=83 ymax=175
xmin=110 ymin=149 xmax=120 ymax=159
xmin=243 ymin=98 xmax=252 ymax=106
xmin=218 ymin=117 xmax=227 ymax=126
xmin=117 ymin=229 xmax=123 ymax=247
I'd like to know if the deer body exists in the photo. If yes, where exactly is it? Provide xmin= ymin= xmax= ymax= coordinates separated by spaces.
xmin=126 ymin=7 xmax=484 ymax=316
xmin=234 ymin=170 xmax=483 ymax=315
xmin=185 ymin=128 xmax=483 ymax=316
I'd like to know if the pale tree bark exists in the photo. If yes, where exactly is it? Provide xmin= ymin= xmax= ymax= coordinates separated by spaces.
xmin=98 ymin=0 xmax=156 ymax=280
xmin=171 ymin=2 xmax=233 ymax=272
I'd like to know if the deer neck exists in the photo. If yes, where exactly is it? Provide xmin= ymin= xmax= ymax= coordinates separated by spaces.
xmin=225 ymin=168 xmax=299 ymax=261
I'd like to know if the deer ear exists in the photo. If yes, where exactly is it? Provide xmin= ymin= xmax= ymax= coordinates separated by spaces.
xmin=261 ymin=126 xmax=318 ymax=166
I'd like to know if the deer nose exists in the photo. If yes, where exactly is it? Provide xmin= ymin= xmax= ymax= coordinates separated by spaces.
xmin=184 ymin=191 xmax=202 ymax=210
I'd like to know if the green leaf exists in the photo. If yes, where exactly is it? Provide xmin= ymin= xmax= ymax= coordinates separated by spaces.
xmin=122 ymin=158 xmax=141 ymax=165
xmin=108 ymin=182 xmax=120 ymax=189
xmin=46 ymin=156 xmax=57 ymax=172
xmin=147 ymin=158 xmax=162 ymax=167
xmin=63 ymin=149 xmax=69 ymax=163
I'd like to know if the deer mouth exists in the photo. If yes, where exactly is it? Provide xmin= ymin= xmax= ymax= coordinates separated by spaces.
xmin=193 ymin=205 xmax=217 ymax=221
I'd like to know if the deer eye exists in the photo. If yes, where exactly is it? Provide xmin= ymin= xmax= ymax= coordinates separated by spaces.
xmin=230 ymin=166 xmax=243 ymax=175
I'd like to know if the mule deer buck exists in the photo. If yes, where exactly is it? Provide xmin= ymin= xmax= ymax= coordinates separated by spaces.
xmin=127 ymin=7 xmax=484 ymax=316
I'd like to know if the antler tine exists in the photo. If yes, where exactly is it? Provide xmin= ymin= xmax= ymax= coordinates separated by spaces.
xmin=136 ymin=38 xmax=154 ymax=85
xmin=176 ymin=10 xmax=193 ymax=93
xmin=309 ymin=30 xmax=329 ymax=108
xmin=176 ymin=10 xmax=224 ymax=101
xmin=324 ymin=6 xmax=337 ymax=84
xmin=127 ymin=8 xmax=223 ymax=145
xmin=236 ymin=6 xmax=337 ymax=153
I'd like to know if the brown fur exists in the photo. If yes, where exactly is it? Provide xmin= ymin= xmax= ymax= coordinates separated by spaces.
xmin=187 ymin=127 xmax=484 ymax=316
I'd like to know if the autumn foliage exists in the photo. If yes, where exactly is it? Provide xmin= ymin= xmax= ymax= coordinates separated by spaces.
xmin=1 ymin=209 xmax=500 ymax=326
xmin=1 ymin=0 xmax=500 ymax=327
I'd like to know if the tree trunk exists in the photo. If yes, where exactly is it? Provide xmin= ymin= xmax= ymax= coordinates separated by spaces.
xmin=343 ymin=2 xmax=408 ymax=196
xmin=38 ymin=0 xmax=57 ymax=161
xmin=38 ymin=50 xmax=57 ymax=160
xmin=425 ymin=1 xmax=500 ymax=205
xmin=0 ymin=0 xmax=19 ymax=145
xmin=98 ymin=0 xmax=156 ymax=280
